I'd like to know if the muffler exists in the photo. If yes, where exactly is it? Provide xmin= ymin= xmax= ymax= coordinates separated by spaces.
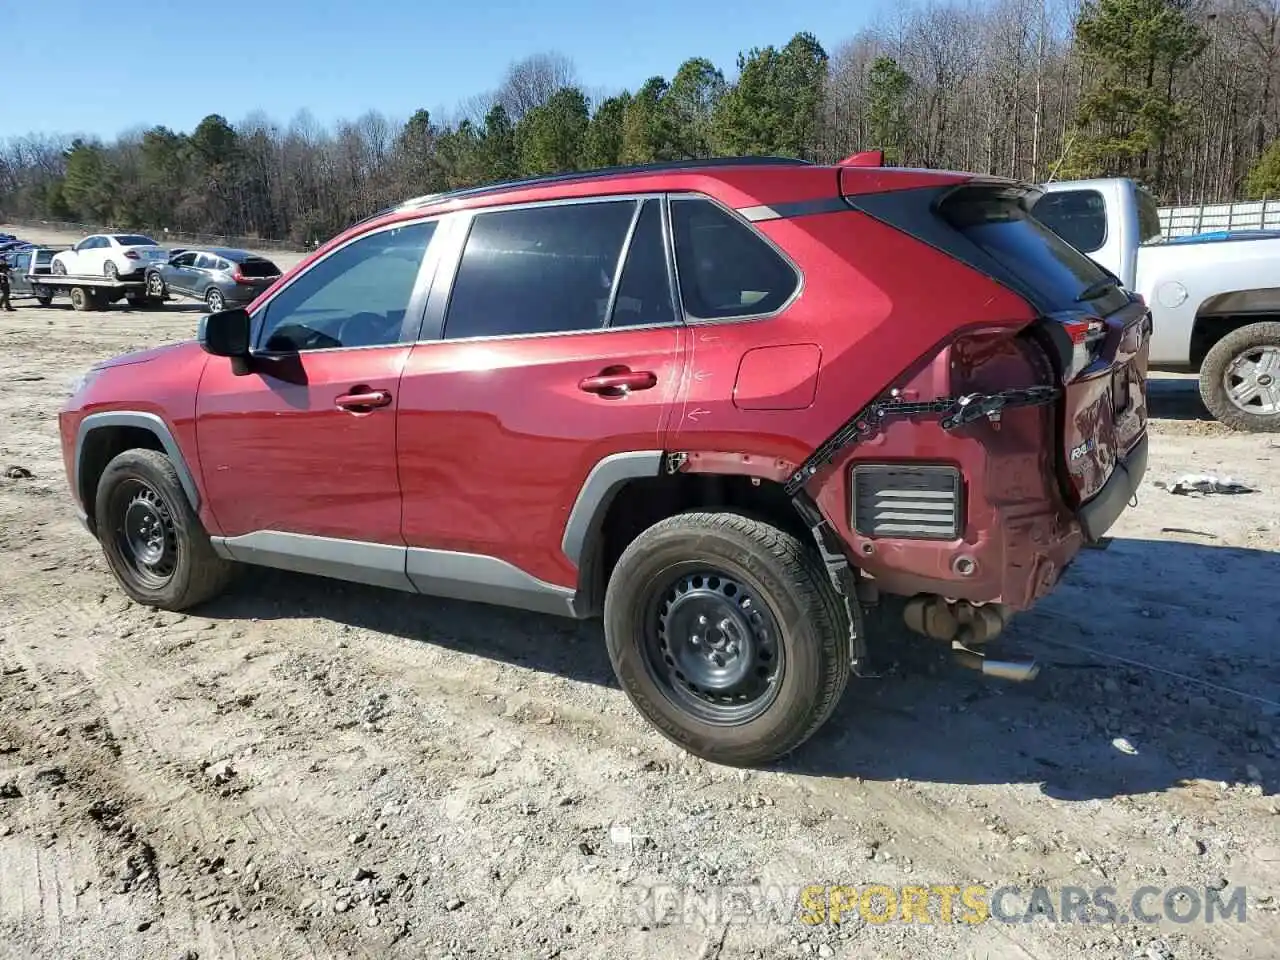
xmin=952 ymin=647 xmax=1040 ymax=682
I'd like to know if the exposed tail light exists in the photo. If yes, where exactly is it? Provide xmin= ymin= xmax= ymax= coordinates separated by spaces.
xmin=1058 ymin=316 xmax=1107 ymax=381
xmin=123 ymin=250 xmax=140 ymax=260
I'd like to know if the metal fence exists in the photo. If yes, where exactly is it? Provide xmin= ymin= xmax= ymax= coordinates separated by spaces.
xmin=1157 ymin=199 xmax=1280 ymax=237
xmin=0 ymin=217 xmax=310 ymax=253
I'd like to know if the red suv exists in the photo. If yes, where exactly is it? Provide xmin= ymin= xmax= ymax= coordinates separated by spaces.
xmin=59 ymin=156 xmax=1150 ymax=765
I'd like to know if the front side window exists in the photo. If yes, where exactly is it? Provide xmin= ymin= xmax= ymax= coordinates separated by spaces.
xmin=442 ymin=200 xmax=636 ymax=340
xmin=257 ymin=220 xmax=436 ymax=352
xmin=671 ymin=198 xmax=799 ymax=319
xmin=172 ymin=252 xmax=197 ymax=267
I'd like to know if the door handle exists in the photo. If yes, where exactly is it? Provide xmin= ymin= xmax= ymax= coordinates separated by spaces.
xmin=578 ymin=369 xmax=658 ymax=396
xmin=335 ymin=388 xmax=393 ymax=411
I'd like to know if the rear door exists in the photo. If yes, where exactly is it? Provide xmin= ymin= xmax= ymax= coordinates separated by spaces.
xmin=396 ymin=196 xmax=685 ymax=592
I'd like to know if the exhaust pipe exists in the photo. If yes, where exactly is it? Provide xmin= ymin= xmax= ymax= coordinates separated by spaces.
xmin=952 ymin=647 xmax=1040 ymax=682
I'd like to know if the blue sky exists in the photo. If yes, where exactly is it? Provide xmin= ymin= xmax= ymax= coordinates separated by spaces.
xmin=5 ymin=0 xmax=881 ymax=140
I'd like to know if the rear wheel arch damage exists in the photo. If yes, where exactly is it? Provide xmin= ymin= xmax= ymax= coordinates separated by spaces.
xmin=75 ymin=413 xmax=201 ymax=532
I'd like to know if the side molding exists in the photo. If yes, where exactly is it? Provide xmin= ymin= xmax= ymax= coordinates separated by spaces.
xmin=75 ymin=411 xmax=202 ymax=511
xmin=406 ymin=549 xmax=577 ymax=617
xmin=560 ymin=450 xmax=664 ymax=568
xmin=211 ymin=531 xmax=416 ymax=592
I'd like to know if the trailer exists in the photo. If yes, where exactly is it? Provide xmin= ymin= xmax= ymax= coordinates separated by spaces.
xmin=20 ymin=272 xmax=160 ymax=311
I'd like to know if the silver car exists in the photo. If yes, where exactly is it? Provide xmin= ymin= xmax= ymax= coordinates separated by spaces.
xmin=145 ymin=247 xmax=282 ymax=312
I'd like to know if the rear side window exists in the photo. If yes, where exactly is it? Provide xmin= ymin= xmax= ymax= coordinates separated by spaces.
xmin=215 ymin=259 xmax=231 ymax=271
xmin=671 ymin=198 xmax=798 ymax=319
xmin=610 ymin=199 xmax=676 ymax=327
xmin=1030 ymin=189 xmax=1107 ymax=253
xmin=196 ymin=253 xmax=218 ymax=269
xmin=1136 ymin=187 xmax=1162 ymax=243
xmin=443 ymin=201 xmax=636 ymax=340
xmin=35 ymin=250 xmax=53 ymax=264
xmin=942 ymin=185 xmax=1129 ymax=313
xmin=238 ymin=258 xmax=280 ymax=277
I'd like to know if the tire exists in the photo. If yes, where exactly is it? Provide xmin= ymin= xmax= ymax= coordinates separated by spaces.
xmin=35 ymin=294 xmax=53 ymax=307
xmin=126 ymin=293 xmax=147 ymax=308
xmin=52 ymin=261 xmax=67 ymax=276
xmin=146 ymin=271 xmax=166 ymax=300
xmin=1199 ymin=321 xmax=1280 ymax=432
xmin=205 ymin=287 xmax=226 ymax=313
xmin=69 ymin=286 xmax=91 ymax=311
xmin=603 ymin=511 xmax=853 ymax=767
xmin=104 ymin=260 xmax=119 ymax=280
xmin=94 ymin=448 xmax=235 ymax=611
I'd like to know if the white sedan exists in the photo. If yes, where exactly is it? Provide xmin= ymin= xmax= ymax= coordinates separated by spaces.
xmin=51 ymin=234 xmax=171 ymax=279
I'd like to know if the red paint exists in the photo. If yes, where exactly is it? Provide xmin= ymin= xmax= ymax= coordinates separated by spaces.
xmin=732 ymin=343 xmax=821 ymax=410
xmin=396 ymin=326 xmax=684 ymax=586
xmin=58 ymin=158 xmax=1148 ymax=614
xmin=195 ymin=346 xmax=411 ymax=542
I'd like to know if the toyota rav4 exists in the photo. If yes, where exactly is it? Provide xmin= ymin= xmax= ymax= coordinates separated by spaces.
xmin=58 ymin=155 xmax=1151 ymax=766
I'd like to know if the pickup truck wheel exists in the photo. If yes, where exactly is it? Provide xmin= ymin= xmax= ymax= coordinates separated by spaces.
xmin=603 ymin=511 xmax=852 ymax=766
xmin=94 ymin=449 xmax=235 ymax=611
xmin=69 ymin=286 xmax=90 ymax=311
xmin=35 ymin=293 xmax=52 ymax=307
xmin=1200 ymin=321 xmax=1280 ymax=432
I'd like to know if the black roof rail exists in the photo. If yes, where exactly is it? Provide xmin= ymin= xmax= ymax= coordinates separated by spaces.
xmin=346 ymin=155 xmax=809 ymax=231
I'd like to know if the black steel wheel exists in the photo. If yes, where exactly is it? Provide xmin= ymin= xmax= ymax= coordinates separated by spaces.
xmin=112 ymin=478 xmax=179 ymax=590
xmin=645 ymin=566 xmax=784 ymax=725
xmin=604 ymin=511 xmax=853 ymax=767
xmin=95 ymin=448 xmax=236 ymax=610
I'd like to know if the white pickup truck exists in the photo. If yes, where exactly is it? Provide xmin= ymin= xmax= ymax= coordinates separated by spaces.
xmin=1035 ymin=178 xmax=1280 ymax=431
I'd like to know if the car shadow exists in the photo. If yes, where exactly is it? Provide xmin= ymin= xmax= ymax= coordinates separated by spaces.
xmin=1146 ymin=374 xmax=1215 ymax=422
xmin=197 ymin=535 xmax=1279 ymax=801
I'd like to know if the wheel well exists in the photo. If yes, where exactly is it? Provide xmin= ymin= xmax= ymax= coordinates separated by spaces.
xmin=1191 ymin=310 xmax=1280 ymax=369
xmin=574 ymin=473 xmax=812 ymax=618
xmin=79 ymin=426 xmax=164 ymax=524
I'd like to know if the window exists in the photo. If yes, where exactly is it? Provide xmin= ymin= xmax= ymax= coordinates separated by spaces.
xmin=256 ymin=219 xmax=436 ymax=352
xmin=670 ymin=198 xmax=798 ymax=319
xmin=1029 ymin=189 xmax=1107 ymax=253
xmin=35 ymin=250 xmax=53 ymax=265
xmin=942 ymin=184 xmax=1129 ymax=314
xmin=1136 ymin=187 xmax=1162 ymax=244
xmin=443 ymin=200 xmax=636 ymax=340
xmin=196 ymin=253 xmax=218 ymax=269
xmin=12 ymin=252 xmax=30 ymax=272
xmin=610 ymin=199 xmax=676 ymax=327
xmin=238 ymin=257 xmax=280 ymax=278
xmin=172 ymin=252 xmax=197 ymax=267
xmin=215 ymin=259 xmax=231 ymax=271
xmin=113 ymin=235 xmax=157 ymax=246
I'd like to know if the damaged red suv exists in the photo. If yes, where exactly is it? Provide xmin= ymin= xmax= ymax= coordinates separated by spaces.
xmin=59 ymin=155 xmax=1149 ymax=765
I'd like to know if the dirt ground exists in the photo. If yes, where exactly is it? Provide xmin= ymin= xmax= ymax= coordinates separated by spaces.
xmin=0 ymin=224 xmax=1277 ymax=960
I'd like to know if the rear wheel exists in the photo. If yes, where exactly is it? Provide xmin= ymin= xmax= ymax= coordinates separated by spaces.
xmin=34 ymin=286 xmax=53 ymax=306
xmin=603 ymin=511 xmax=852 ymax=766
xmin=205 ymin=287 xmax=226 ymax=313
xmin=69 ymin=286 xmax=91 ymax=311
xmin=1200 ymin=321 xmax=1280 ymax=432
xmin=104 ymin=260 xmax=119 ymax=280
xmin=94 ymin=449 xmax=235 ymax=610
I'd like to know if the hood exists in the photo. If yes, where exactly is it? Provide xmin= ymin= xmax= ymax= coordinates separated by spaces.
xmin=95 ymin=339 xmax=202 ymax=370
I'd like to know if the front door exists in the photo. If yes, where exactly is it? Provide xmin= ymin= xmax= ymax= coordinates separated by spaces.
xmin=195 ymin=218 xmax=441 ymax=586
xmin=397 ymin=197 xmax=685 ymax=598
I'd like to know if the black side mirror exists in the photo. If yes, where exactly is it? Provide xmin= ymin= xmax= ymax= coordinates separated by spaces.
xmin=198 ymin=308 xmax=252 ymax=373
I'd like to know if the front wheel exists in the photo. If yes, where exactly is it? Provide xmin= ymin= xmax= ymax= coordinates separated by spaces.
xmin=1200 ymin=321 xmax=1280 ymax=432
xmin=146 ymin=271 xmax=166 ymax=300
xmin=104 ymin=260 xmax=119 ymax=280
xmin=52 ymin=261 xmax=67 ymax=276
xmin=205 ymin=287 xmax=226 ymax=313
xmin=94 ymin=448 xmax=235 ymax=610
xmin=603 ymin=511 xmax=853 ymax=767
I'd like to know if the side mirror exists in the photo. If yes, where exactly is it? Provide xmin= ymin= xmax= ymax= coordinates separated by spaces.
xmin=198 ymin=308 xmax=251 ymax=367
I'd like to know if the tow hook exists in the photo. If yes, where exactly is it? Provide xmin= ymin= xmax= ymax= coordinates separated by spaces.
xmin=902 ymin=595 xmax=1040 ymax=683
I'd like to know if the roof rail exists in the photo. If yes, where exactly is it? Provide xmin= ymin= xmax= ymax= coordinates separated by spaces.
xmin=392 ymin=155 xmax=810 ymax=213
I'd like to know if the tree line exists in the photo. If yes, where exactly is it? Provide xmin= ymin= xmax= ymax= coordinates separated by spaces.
xmin=6 ymin=0 xmax=1280 ymax=246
